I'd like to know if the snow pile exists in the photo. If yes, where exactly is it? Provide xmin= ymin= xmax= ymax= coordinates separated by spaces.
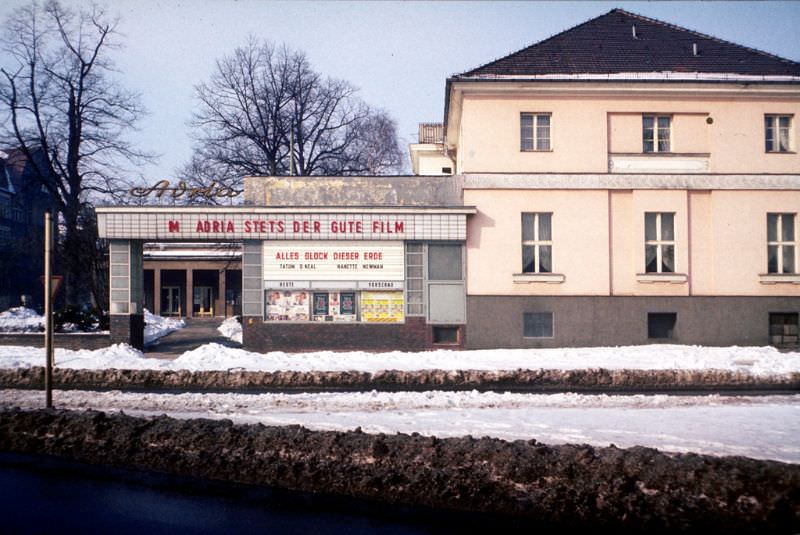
xmin=0 ymin=307 xmax=44 ymax=333
xmin=143 ymin=309 xmax=185 ymax=346
xmin=0 ymin=343 xmax=149 ymax=370
xmin=0 ymin=343 xmax=798 ymax=376
xmin=217 ymin=317 xmax=242 ymax=344
xmin=170 ymin=343 xmax=800 ymax=376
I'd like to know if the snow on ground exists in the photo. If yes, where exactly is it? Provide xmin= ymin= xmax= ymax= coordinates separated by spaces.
xmin=2 ymin=389 xmax=798 ymax=463
xmin=0 ymin=307 xmax=44 ymax=333
xmin=0 ymin=342 xmax=799 ymax=375
xmin=217 ymin=317 xmax=242 ymax=344
xmin=143 ymin=309 xmax=185 ymax=346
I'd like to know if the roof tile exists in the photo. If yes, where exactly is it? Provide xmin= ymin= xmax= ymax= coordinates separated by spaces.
xmin=458 ymin=9 xmax=800 ymax=77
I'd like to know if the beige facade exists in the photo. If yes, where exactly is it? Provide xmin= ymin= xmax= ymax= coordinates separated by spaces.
xmin=439 ymin=83 xmax=800 ymax=175
xmin=465 ymin=185 xmax=800 ymax=298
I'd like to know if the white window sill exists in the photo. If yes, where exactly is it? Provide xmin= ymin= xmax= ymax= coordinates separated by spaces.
xmin=759 ymin=274 xmax=800 ymax=284
xmin=636 ymin=273 xmax=688 ymax=284
xmin=513 ymin=273 xmax=566 ymax=284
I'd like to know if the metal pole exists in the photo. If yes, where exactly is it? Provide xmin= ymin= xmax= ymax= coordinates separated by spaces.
xmin=290 ymin=125 xmax=295 ymax=176
xmin=44 ymin=210 xmax=53 ymax=409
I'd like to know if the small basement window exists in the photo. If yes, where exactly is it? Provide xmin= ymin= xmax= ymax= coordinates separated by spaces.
xmin=523 ymin=312 xmax=553 ymax=338
xmin=648 ymin=313 xmax=676 ymax=339
xmin=769 ymin=313 xmax=799 ymax=345
xmin=432 ymin=326 xmax=459 ymax=345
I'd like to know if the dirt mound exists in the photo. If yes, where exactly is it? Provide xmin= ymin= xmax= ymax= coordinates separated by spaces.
xmin=1 ymin=367 xmax=797 ymax=392
xmin=0 ymin=408 xmax=796 ymax=533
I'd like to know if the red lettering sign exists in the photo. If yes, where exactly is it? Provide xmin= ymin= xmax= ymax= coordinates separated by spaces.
xmin=168 ymin=220 xmax=180 ymax=232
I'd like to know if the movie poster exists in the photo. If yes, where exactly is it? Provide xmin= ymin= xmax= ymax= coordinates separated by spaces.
xmin=361 ymin=291 xmax=404 ymax=323
xmin=265 ymin=290 xmax=309 ymax=321
xmin=312 ymin=291 xmax=357 ymax=322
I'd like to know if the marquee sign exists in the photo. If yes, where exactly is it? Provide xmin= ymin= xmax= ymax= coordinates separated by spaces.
xmin=264 ymin=241 xmax=404 ymax=283
xmin=96 ymin=208 xmax=471 ymax=241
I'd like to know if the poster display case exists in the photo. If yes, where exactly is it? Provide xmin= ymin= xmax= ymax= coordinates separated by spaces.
xmin=266 ymin=290 xmax=310 ymax=321
xmin=360 ymin=291 xmax=405 ymax=323
xmin=312 ymin=291 xmax=358 ymax=322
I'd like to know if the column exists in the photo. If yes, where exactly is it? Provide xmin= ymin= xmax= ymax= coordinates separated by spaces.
xmin=186 ymin=268 xmax=193 ymax=318
xmin=153 ymin=267 xmax=162 ymax=315
xmin=218 ymin=269 xmax=227 ymax=317
xmin=108 ymin=239 xmax=144 ymax=349
xmin=241 ymin=241 xmax=264 ymax=348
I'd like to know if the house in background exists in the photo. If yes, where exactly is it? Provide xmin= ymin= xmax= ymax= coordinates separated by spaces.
xmin=0 ymin=149 xmax=57 ymax=311
xmin=414 ymin=9 xmax=800 ymax=348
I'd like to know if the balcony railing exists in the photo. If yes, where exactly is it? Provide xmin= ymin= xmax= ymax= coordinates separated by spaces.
xmin=418 ymin=123 xmax=444 ymax=144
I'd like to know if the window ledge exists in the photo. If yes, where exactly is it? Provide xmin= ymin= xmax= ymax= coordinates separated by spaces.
xmin=611 ymin=152 xmax=710 ymax=157
xmin=513 ymin=273 xmax=565 ymax=284
xmin=759 ymin=274 xmax=800 ymax=284
xmin=765 ymin=151 xmax=797 ymax=155
xmin=636 ymin=273 xmax=688 ymax=284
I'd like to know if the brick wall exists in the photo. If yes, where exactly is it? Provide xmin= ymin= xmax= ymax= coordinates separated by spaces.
xmin=0 ymin=333 xmax=111 ymax=350
xmin=110 ymin=314 xmax=144 ymax=350
xmin=242 ymin=316 xmax=465 ymax=352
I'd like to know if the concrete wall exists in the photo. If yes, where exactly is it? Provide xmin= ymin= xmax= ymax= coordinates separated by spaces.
xmin=244 ymin=175 xmax=463 ymax=206
xmin=466 ymin=295 xmax=800 ymax=349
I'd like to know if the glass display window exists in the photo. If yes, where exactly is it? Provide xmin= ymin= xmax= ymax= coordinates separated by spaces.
xmin=266 ymin=290 xmax=309 ymax=321
xmin=313 ymin=291 xmax=358 ymax=322
xmin=361 ymin=291 xmax=405 ymax=323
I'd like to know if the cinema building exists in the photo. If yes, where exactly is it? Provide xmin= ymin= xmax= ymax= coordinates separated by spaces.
xmin=97 ymin=9 xmax=799 ymax=351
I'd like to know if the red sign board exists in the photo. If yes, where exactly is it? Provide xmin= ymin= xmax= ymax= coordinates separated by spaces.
xmin=40 ymin=275 xmax=64 ymax=298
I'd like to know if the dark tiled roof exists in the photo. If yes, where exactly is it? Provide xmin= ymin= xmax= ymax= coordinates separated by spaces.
xmin=459 ymin=9 xmax=800 ymax=77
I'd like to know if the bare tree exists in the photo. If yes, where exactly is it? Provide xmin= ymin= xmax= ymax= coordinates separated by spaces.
xmin=0 ymin=0 xmax=149 ymax=307
xmin=187 ymin=39 xmax=402 ymax=187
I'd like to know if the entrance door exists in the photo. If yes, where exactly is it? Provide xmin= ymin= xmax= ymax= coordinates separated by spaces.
xmin=193 ymin=286 xmax=214 ymax=316
xmin=161 ymin=287 xmax=182 ymax=316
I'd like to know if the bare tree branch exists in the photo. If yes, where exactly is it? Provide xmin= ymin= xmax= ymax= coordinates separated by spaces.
xmin=185 ymin=39 xmax=403 ymax=190
xmin=0 ymin=0 xmax=152 ymax=306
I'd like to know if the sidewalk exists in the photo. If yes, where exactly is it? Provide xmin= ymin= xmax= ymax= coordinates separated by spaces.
xmin=145 ymin=318 xmax=240 ymax=359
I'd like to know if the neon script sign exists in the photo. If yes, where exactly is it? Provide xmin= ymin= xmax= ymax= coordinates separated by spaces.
xmin=129 ymin=180 xmax=240 ymax=200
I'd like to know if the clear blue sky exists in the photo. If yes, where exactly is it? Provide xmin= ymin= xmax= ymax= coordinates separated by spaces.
xmin=1 ymin=1 xmax=799 ymax=179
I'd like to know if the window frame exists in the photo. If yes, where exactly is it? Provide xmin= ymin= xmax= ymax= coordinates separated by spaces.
xmin=644 ymin=212 xmax=676 ymax=274
xmin=642 ymin=114 xmax=672 ymax=153
xmin=523 ymin=311 xmax=554 ymax=339
xmin=648 ymin=312 xmax=677 ymax=339
xmin=769 ymin=312 xmax=799 ymax=346
xmin=764 ymin=114 xmax=793 ymax=153
xmin=521 ymin=212 xmax=553 ymax=274
xmin=520 ymin=112 xmax=552 ymax=152
xmin=767 ymin=213 xmax=797 ymax=274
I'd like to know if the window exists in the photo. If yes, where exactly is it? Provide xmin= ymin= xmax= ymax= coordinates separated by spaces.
xmin=769 ymin=313 xmax=798 ymax=345
xmin=520 ymin=113 xmax=551 ymax=151
xmin=645 ymin=212 xmax=675 ymax=273
xmin=765 ymin=115 xmax=792 ymax=153
xmin=521 ymin=213 xmax=552 ymax=273
xmin=432 ymin=326 xmax=459 ymax=345
xmin=643 ymin=115 xmax=671 ymax=153
xmin=767 ymin=213 xmax=796 ymax=274
xmin=406 ymin=243 xmax=424 ymax=316
xmin=428 ymin=244 xmax=462 ymax=280
xmin=523 ymin=312 xmax=553 ymax=338
xmin=648 ymin=313 xmax=677 ymax=339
